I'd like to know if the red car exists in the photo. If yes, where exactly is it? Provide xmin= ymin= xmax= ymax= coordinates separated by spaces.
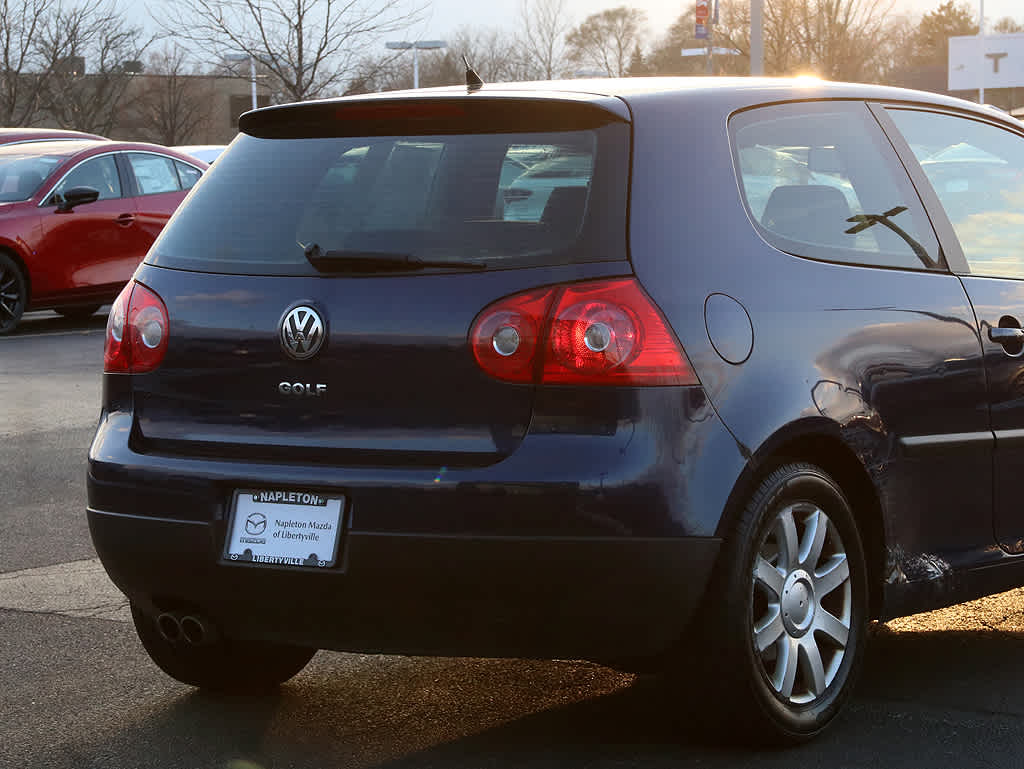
xmin=0 ymin=127 xmax=108 ymax=145
xmin=0 ymin=140 xmax=207 ymax=333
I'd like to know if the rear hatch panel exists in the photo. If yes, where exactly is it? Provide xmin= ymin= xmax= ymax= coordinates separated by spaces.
xmin=130 ymin=94 xmax=632 ymax=467
xmin=132 ymin=261 xmax=633 ymax=467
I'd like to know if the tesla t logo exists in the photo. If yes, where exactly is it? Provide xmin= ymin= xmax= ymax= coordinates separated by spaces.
xmin=280 ymin=305 xmax=325 ymax=360
xmin=245 ymin=512 xmax=267 ymax=535
xmin=986 ymin=52 xmax=1008 ymax=73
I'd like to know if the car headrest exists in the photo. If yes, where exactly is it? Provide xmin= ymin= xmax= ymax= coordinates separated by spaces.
xmin=761 ymin=184 xmax=854 ymax=249
xmin=17 ymin=171 xmax=43 ymax=197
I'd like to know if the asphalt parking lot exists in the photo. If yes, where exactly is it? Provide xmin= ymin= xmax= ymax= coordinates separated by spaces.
xmin=5 ymin=308 xmax=1024 ymax=768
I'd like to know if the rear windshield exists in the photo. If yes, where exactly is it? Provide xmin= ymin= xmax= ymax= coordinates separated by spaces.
xmin=148 ymin=124 xmax=630 ymax=276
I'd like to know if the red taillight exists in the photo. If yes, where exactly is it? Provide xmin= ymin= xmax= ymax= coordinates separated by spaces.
xmin=103 ymin=281 xmax=169 ymax=374
xmin=469 ymin=286 xmax=556 ymax=383
xmin=470 ymin=278 xmax=698 ymax=386
xmin=103 ymin=283 xmax=131 ymax=372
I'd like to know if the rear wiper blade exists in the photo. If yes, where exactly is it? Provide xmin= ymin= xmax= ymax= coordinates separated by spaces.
xmin=300 ymin=243 xmax=485 ymax=272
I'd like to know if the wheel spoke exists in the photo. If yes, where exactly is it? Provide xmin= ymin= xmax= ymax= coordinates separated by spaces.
xmin=754 ymin=604 xmax=785 ymax=651
xmin=815 ymin=608 xmax=849 ymax=646
xmin=814 ymin=554 xmax=849 ymax=597
xmin=777 ymin=636 xmax=799 ymax=698
xmin=0 ymin=301 xmax=13 ymax=317
xmin=754 ymin=555 xmax=785 ymax=598
xmin=800 ymin=509 xmax=827 ymax=569
xmin=800 ymin=635 xmax=827 ymax=697
xmin=775 ymin=506 xmax=800 ymax=571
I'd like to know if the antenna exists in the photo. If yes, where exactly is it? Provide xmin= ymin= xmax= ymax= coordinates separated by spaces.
xmin=463 ymin=55 xmax=484 ymax=92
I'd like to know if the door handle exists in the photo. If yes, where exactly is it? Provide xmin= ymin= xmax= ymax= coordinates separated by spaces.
xmin=115 ymin=213 xmax=135 ymax=226
xmin=988 ymin=326 xmax=1024 ymax=345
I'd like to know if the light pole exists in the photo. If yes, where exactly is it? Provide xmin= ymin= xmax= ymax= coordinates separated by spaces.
xmin=751 ymin=0 xmax=764 ymax=76
xmin=979 ymin=0 xmax=985 ymax=103
xmin=385 ymin=40 xmax=446 ymax=89
xmin=224 ymin=52 xmax=258 ymax=111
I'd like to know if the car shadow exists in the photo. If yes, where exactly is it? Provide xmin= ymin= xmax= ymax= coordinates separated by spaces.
xmin=7 ymin=308 xmax=108 ymax=336
xmin=42 ymin=624 xmax=1024 ymax=769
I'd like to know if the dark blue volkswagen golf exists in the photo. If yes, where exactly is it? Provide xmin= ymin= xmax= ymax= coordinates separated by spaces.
xmin=88 ymin=77 xmax=1024 ymax=742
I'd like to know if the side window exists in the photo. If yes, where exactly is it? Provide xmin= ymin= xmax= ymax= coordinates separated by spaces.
xmin=127 ymin=153 xmax=180 ymax=195
xmin=50 ymin=155 xmax=121 ymax=202
xmin=175 ymin=161 xmax=202 ymax=191
xmin=731 ymin=101 xmax=943 ymax=270
xmin=886 ymin=109 xmax=1024 ymax=280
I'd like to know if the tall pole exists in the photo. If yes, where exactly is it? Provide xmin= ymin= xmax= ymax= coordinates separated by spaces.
xmin=386 ymin=41 xmax=444 ymax=90
xmin=979 ymin=0 xmax=985 ymax=103
xmin=706 ymin=0 xmax=714 ymax=75
xmin=249 ymin=55 xmax=257 ymax=111
xmin=751 ymin=0 xmax=764 ymax=76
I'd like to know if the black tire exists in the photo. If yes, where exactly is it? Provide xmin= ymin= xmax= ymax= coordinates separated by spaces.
xmin=131 ymin=604 xmax=317 ymax=692
xmin=0 ymin=253 xmax=26 ymax=335
xmin=695 ymin=463 xmax=869 ymax=744
xmin=55 ymin=304 xmax=101 ymax=320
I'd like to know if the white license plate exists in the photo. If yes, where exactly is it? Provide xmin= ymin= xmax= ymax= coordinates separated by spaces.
xmin=224 ymin=489 xmax=344 ymax=568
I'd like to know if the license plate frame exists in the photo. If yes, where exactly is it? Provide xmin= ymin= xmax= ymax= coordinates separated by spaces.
xmin=223 ymin=489 xmax=345 ymax=569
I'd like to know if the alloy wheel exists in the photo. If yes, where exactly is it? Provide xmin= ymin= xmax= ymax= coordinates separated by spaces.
xmin=0 ymin=257 xmax=25 ymax=333
xmin=750 ymin=501 xmax=852 ymax=705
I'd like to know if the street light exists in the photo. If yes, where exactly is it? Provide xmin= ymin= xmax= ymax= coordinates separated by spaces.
xmin=385 ymin=40 xmax=446 ymax=89
xmin=224 ymin=52 xmax=258 ymax=111
xmin=751 ymin=0 xmax=764 ymax=76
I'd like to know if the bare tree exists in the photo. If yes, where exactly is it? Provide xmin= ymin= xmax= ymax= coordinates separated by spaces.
xmin=646 ymin=3 xmax=748 ymax=75
xmin=154 ymin=0 xmax=423 ymax=103
xmin=993 ymin=16 xmax=1024 ymax=34
xmin=342 ymin=52 xmax=406 ymax=94
xmin=419 ymin=26 xmax=533 ymax=86
xmin=715 ymin=0 xmax=895 ymax=82
xmin=345 ymin=26 xmax=532 ymax=94
xmin=38 ymin=0 xmax=151 ymax=134
xmin=126 ymin=44 xmax=214 ymax=145
xmin=518 ymin=0 xmax=572 ymax=79
xmin=0 ymin=0 xmax=62 ymax=126
xmin=565 ymin=6 xmax=647 ymax=78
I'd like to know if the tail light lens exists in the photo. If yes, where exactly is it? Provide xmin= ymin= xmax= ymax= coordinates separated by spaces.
xmin=103 ymin=283 xmax=131 ymax=372
xmin=103 ymin=281 xmax=169 ymax=373
xmin=470 ymin=286 xmax=556 ymax=383
xmin=470 ymin=278 xmax=698 ymax=386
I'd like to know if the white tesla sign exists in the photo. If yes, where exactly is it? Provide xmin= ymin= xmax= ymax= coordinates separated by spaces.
xmin=949 ymin=34 xmax=1024 ymax=91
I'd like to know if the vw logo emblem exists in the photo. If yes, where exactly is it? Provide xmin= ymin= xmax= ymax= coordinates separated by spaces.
xmin=281 ymin=305 xmax=325 ymax=360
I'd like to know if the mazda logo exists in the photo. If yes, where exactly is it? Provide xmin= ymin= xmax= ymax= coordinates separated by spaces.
xmin=245 ymin=512 xmax=267 ymax=535
xmin=281 ymin=305 xmax=325 ymax=360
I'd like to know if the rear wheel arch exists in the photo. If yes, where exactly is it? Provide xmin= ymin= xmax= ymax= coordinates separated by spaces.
xmin=717 ymin=424 xmax=887 ymax=619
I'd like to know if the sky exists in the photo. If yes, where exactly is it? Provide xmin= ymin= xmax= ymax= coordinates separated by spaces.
xmin=407 ymin=0 xmax=1021 ymax=39
xmin=124 ymin=0 xmax=1024 ymax=43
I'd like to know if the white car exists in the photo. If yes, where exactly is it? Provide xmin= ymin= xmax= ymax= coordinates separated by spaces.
xmin=172 ymin=145 xmax=227 ymax=164
xmin=501 ymin=153 xmax=593 ymax=222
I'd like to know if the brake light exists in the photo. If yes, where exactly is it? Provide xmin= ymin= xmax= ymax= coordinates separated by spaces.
xmin=103 ymin=281 xmax=169 ymax=373
xmin=470 ymin=278 xmax=698 ymax=386
xmin=103 ymin=283 xmax=131 ymax=372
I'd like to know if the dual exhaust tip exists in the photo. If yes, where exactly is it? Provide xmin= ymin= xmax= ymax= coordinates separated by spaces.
xmin=156 ymin=611 xmax=219 ymax=646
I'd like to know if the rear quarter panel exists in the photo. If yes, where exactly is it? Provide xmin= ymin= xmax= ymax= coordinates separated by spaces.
xmin=622 ymin=90 xmax=994 ymax=601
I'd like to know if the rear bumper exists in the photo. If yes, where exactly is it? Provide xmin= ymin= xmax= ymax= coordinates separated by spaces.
xmin=88 ymin=384 xmax=745 ymax=661
xmin=89 ymin=507 xmax=720 ymax=661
